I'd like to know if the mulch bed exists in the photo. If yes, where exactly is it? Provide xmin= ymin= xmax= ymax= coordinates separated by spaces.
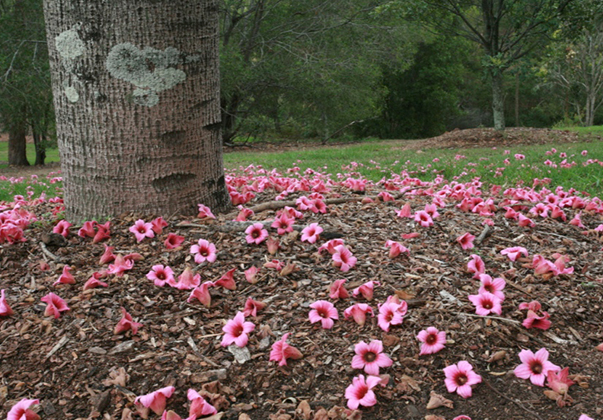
xmin=1 ymin=176 xmax=603 ymax=420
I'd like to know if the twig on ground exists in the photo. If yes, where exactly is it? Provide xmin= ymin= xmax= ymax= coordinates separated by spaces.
xmin=39 ymin=242 xmax=63 ymax=262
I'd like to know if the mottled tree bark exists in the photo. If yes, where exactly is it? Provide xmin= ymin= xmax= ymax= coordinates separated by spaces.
xmin=491 ymin=69 xmax=506 ymax=131
xmin=8 ymin=120 xmax=29 ymax=166
xmin=43 ymin=0 xmax=230 ymax=222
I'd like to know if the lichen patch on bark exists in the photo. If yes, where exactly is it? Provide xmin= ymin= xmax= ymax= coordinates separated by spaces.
xmin=106 ymin=43 xmax=187 ymax=107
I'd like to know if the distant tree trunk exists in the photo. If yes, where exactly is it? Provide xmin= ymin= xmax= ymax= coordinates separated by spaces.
xmin=515 ymin=72 xmax=520 ymax=127
xmin=8 ymin=120 xmax=29 ymax=166
xmin=32 ymin=132 xmax=46 ymax=166
xmin=43 ymin=0 xmax=230 ymax=222
xmin=491 ymin=69 xmax=505 ymax=130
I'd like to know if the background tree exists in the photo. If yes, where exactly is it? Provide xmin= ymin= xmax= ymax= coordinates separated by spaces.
xmin=43 ymin=0 xmax=230 ymax=221
xmin=397 ymin=0 xmax=574 ymax=130
xmin=0 ymin=0 xmax=53 ymax=166
xmin=219 ymin=0 xmax=418 ymax=143
xmin=539 ymin=0 xmax=603 ymax=126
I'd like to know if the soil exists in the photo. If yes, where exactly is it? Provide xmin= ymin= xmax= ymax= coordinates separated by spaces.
xmin=1 ymin=128 xmax=603 ymax=420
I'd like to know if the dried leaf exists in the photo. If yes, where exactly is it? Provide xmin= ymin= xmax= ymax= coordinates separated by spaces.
xmin=487 ymin=350 xmax=506 ymax=363
xmin=312 ymin=408 xmax=328 ymax=420
xmin=102 ymin=367 xmax=129 ymax=387
xmin=396 ymin=374 xmax=421 ymax=393
xmin=426 ymin=391 xmax=453 ymax=410
xmin=394 ymin=289 xmax=415 ymax=300
xmin=296 ymin=400 xmax=312 ymax=420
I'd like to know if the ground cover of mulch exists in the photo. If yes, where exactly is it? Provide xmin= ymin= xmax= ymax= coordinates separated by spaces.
xmin=1 ymin=176 xmax=603 ymax=420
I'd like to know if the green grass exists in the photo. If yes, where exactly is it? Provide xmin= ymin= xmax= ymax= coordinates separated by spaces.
xmin=224 ymin=139 xmax=603 ymax=196
xmin=0 ymin=142 xmax=60 ymax=167
xmin=556 ymin=125 xmax=603 ymax=135
xmin=3 ymin=135 xmax=603 ymax=203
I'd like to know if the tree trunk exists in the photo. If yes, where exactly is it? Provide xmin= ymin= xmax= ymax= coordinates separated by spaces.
xmin=33 ymin=132 xmax=46 ymax=166
xmin=8 ymin=121 xmax=29 ymax=166
xmin=43 ymin=0 xmax=230 ymax=222
xmin=515 ymin=72 xmax=520 ymax=127
xmin=491 ymin=69 xmax=505 ymax=131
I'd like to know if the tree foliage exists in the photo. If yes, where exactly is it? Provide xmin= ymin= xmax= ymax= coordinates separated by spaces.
xmin=0 ymin=0 xmax=54 ymax=165
xmin=219 ymin=0 xmax=419 ymax=143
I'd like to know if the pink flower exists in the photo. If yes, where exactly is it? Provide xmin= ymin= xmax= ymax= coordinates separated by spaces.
xmin=318 ymin=238 xmax=345 ymax=254
xmin=244 ymin=266 xmax=259 ymax=283
xmin=417 ymin=327 xmax=446 ymax=355
xmin=378 ymin=191 xmax=394 ymax=202
xmin=146 ymin=265 xmax=175 ymax=287
xmin=332 ymin=245 xmax=357 ymax=272
xmin=170 ymin=267 xmax=201 ymax=290
xmin=78 ymin=220 xmax=96 ymax=238
xmin=345 ymin=375 xmax=380 ymax=410
xmin=190 ymin=239 xmax=217 ymax=263
xmin=352 ymin=281 xmax=380 ymax=301
xmin=396 ymin=203 xmax=412 ymax=218
xmin=41 ymin=292 xmax=70 ymax=318
xmin=453 ymin=417 xmax=472 ymax=420
xmin=443 ymin=361 xmax=482 ymax=398
xmin=7 ymin=398 xmax=41 ymax=420
xmin=187 ymin=282 xmax=214 ymax=307
xmin=93 ymin=221 xmax=111 ymax=243
xmin=351 ymin=340 xmax=392 ymax=375
xmin=344 ymin=303 xmax=374 ymax=326
xmin=245 ymin=222 xmax=268 ymax=244
xmin=243 ymin=297 xmax=266 ymax=317
xmin=579 ymin=415 xmax=594 ymax=420
xmin=151 ymin=217 xmax=168 ymax=234
xmin=523 ymin=309 xmax=551 ymax=330
xmin=264 ymin=259 xmax=284 ymax=271
xmin=468 ymin=291 xmax=502 ymax=316
xmin=501 ymin=246 xmax=528 ymax=262
xmin=53 ymin=265 xmax=75 ymax=286
xmin=570 ymin=212 xmax=585 ymax=228
xmin=329 ymin=279 xmax=349 ymax=299
xmin=114 ymin=307 xmax=142 ymax=335
xmin=53 ymin=220 xmax=72 ymax=238
xmin=160 ymin=411 xmax=195 ymax=420
xmin=377 ymin=302 xmax=404 ymax=332
xmin=0 ymin=289 xmax=14 ymax=316
xmin=514 ymin=153 xmax=525 ymax=160
xmin=309 ymin=300 xmax=338 ymax=329
xmin=385 ymin=240 xmax=409 ymax=258
xmin=301 ymin=223 xmax=323 ymax=244
xmin=214 ymin=268 xmax=237 ymax=290
xmin=83 ymin=271 xmax=108 ymax=290
xmin=269 ymin=333 xmax=303 ymax=366
xmin=235 ymin=206 xmax=254 ymax=222
xmin=266 ymin=236 xmax=280 ymax=254
xmin=477 ymin=274 xmax=505 ymax=301
xmin=129 ymin=219 xmax=154 ymax=242
xmin=402 ymin=232 xmax=420 ymax=239
xmin=187 ymin=389 xmax=217 ymax=417
xmin=271 ymin=213 xmax=294 ymax=235
xmin=457 ymin=232 xmax=475 ymax=250
xmin=99 ymin=244 xmax=116 ymax=264
xmin=467 ymin=254 xmax=485 ymax=279
xmin=107 ymin=255 xmax=134 ymax=276
xmin=221 ymin=311 xmax=255 ymax=347
xmin=514 ymin=348 xmax=560 ymax=386
xmin=197 ymin=204 xmax=216 ymax=219
xmin=547 ymin=367 xmax=574 ymax=395
xmin=135 ymin=386 xmax=176 ymax=416
xmin=414 ymin=210 xmax=434 ymax=227
xmin=164 ymin=233 xmax=185 ymax=249
xmin=518 ymin=214 xmax=535 ymax=228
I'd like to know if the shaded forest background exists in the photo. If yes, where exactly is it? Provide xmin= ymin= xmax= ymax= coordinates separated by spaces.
xmin=1 ymin=0 xmax=603 ymax=163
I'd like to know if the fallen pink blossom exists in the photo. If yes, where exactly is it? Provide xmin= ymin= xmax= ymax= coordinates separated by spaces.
xmin=444 ymin=361 xmax=482 ymax=398
xmin=0 ymin=289 xmax=14 ymax=316
xmin=269 ymin=333 xmax=303 ymax=366
xmin=135 ymin=386 xmax=175 ymax=416
xmin=7 ymin=398 xmax=40 ymax=420
xmin=41 ymin=292 xmax=70 ymax=319
xmin=187 ymin=388 xmax=217 ymax=417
